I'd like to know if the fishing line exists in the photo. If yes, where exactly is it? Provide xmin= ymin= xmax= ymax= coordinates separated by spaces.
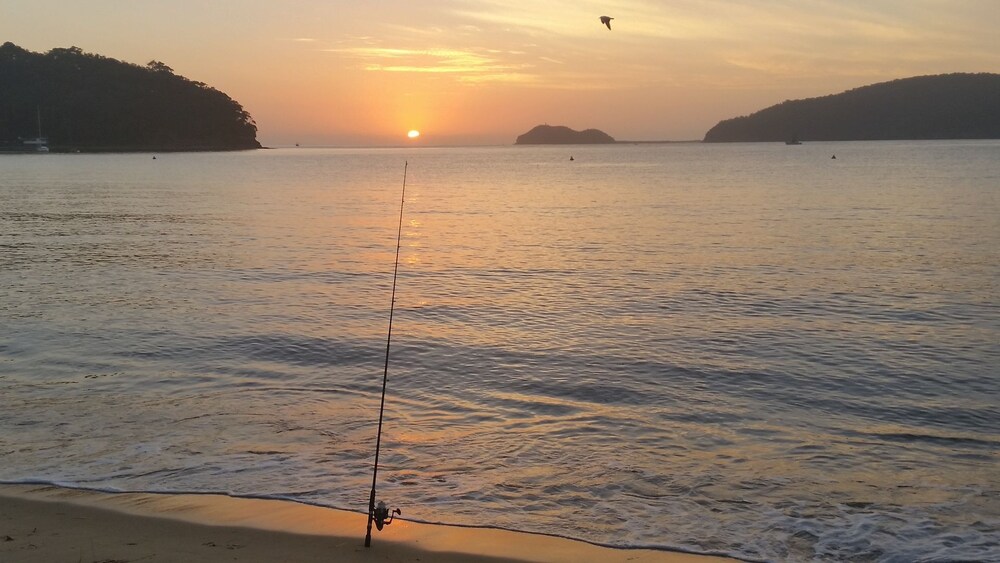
xmin=365 ymin=161 xmax=407 ymax=547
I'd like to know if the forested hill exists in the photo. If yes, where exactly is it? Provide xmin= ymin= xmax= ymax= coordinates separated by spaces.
xmin=0 ymin=43 xmax=260 ymax=151
xmin=515 ymin=125 xmax=615 ymax=144
xmin=703 ymin=73 xmax=1000 ymax=142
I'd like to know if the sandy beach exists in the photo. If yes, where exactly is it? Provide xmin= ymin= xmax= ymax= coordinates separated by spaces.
xmin=0 ymin=484 xmax=738 ymax=563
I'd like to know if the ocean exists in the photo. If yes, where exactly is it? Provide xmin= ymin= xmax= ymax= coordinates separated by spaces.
xmin=1 ymin=141 xmax=998 ymax=562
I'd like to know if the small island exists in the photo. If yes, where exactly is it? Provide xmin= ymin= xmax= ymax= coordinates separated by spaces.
xmin=515 ymin=125 xmax=615 ymax=145
xmin=703 ymin=73 xmax=1000 ymax=142
xmin=0 ymin=43 xmax=261 ymax=152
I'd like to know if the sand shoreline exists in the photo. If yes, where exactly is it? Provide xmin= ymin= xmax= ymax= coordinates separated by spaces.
xmin=0 ymin=484 xmax=739 ymax=562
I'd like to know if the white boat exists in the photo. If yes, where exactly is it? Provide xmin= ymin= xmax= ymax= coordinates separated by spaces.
xmin=23 ymin=107 xmax=49 ymax=152
xmin=22 ymin=137 xmax=49 ymax=152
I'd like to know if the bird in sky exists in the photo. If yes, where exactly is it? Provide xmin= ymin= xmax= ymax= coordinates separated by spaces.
xmin=600 ymin=15 xmax=613 ymax=30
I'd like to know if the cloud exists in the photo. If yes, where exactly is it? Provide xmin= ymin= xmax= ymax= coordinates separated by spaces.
xmin=327 ymin=45 xmax=535 ymax=82
xmin=319 ymin=0 xmax=1000 ymax=94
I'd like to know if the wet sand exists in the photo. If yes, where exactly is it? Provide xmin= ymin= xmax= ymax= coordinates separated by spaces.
xmin=0 ymin=484 xmax=738 ymax=562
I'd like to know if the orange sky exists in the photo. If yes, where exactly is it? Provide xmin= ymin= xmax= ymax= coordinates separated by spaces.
xmin=4 ymin=1 xmax=998 ymax=145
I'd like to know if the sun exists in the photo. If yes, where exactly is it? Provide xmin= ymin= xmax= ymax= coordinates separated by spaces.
xmin=407 ymin=129 xmax=420 ymax=139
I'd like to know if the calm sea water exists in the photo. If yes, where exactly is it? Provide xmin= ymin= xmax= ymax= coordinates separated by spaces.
xmin=1 ymin=142 xmax=998 ymax=562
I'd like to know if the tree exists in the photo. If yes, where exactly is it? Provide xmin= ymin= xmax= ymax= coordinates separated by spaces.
xmin=146 ymin=60 xmax=174 ymax=73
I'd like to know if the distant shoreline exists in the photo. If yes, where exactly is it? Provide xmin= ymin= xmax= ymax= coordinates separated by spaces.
xmin=614 ymin=140 xmax=703 ymax=144
xmin=8 ymin=139 xmax=996 ymax=153
xmin=0 ymin=146 xmax=263 ymax=154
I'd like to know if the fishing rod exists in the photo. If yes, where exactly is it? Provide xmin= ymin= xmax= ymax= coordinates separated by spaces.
xmin=365 ymin=161 xmax=407 ymax=547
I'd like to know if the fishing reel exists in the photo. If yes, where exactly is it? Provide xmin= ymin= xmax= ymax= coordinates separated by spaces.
xmin=372 ymin=500 xmax=401 ymax=531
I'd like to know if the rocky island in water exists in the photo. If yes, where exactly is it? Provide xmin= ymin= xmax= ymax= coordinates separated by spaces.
xmin=0 ymin=43 xmax=260 ymax=152
xmin=515 ymin=125 xmax=615 ymax=145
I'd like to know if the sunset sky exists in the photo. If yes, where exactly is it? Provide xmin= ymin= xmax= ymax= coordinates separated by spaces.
xmin=3 ymin=0 xmax=998 ymax=146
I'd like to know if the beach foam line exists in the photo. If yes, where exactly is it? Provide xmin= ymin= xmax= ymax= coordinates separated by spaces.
xmin=0 ymin=484 xmax=739 ymax=562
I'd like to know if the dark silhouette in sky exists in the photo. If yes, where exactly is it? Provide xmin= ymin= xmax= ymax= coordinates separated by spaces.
xmin=600 ymin=16 xmax=613 ymax=30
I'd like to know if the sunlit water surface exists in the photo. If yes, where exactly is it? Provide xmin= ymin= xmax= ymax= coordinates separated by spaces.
xmin=1 ymin=142 xmax=998 ymax=562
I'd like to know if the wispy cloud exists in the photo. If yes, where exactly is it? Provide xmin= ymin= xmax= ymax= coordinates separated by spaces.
xmin=326 ymin=45 xmax=536 ymax=83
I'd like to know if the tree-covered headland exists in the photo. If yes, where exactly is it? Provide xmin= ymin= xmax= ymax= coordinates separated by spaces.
xmin=0 ymin=43 xmax=261 ymax=151
xmin=703 ymin=73 xmax=1000 ymax=142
